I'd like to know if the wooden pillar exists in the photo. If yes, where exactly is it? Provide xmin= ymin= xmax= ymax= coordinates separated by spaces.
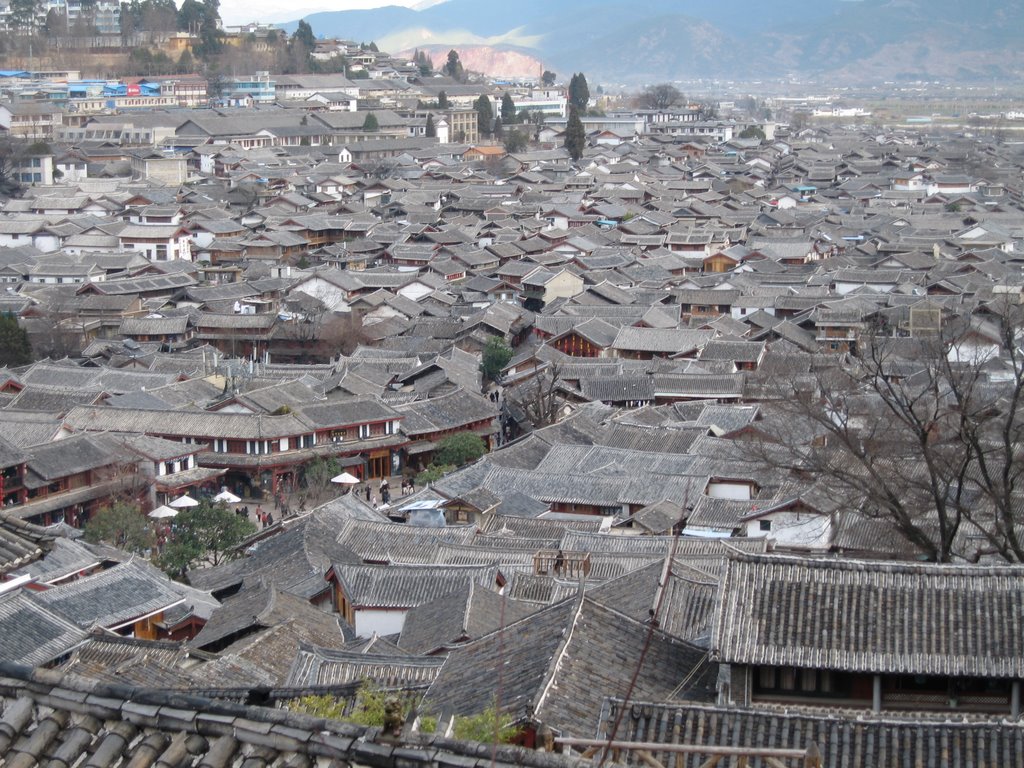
xmin=872 ymin=675 xmax=882 ymax=713
xmin=1012 ymin=681 xmax=1021 ymax=718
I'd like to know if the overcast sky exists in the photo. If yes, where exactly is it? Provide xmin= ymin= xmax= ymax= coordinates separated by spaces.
xmin=220 ymin=0 xmax=427 ymax=27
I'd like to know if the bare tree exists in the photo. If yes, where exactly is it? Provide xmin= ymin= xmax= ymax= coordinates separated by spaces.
xmin=0 ymin=134 xmax=27 ymax=198
xmin=320 ymin=313 xmax=367 ymax=357
xmin=745 ymin=304 xmax=1024 ymax=563
xmin=506 ymin=362 xmax=563 ymax=431
xmin=636 ymin=83 xmax=683 ymax=111
xmin=22 ymin=287 xmax=87 ymax=359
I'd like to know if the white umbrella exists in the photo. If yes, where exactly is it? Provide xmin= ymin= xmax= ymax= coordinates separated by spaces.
xmin=331 ymin=472 xmax=360 ymax=485
xmin=148 ymin=505 xmax=179 ymax=519
xmin=169 ymin=494 xmax=200 ymax=508
xmin=214 ymin=490 xmax=242 ymax=503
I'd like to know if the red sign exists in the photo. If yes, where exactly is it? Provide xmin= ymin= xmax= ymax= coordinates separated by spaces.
xmin=126 ymin=84 xmax=140 ymax=96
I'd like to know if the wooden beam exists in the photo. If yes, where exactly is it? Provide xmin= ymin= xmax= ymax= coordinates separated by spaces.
xmin=635 ymin=750 xmax=666 ymax=768
xmin=697 ymin=757 xmax=721 ymax=768
xmin=764 ymin=759 xmax=790 ymax=768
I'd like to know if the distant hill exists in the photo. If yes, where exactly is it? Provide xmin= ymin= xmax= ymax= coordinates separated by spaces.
xmin=288 ymin=0 xmax=1024 ymax=84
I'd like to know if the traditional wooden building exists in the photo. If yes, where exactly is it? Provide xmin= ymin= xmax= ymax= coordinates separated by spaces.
xmin=714 ymin=551 xmax=1024 ymax=716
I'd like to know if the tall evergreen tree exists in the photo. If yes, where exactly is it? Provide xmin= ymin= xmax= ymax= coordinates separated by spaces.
xmin=492 ymin=116 xmax=503 ymax=138
xmin=500 ymin=93 xmax=516 ymax=123
xmin=362 ymin=112 xmax=379 ymax=131
xmin=473 ymin=95 xmax=493 ymax=137
xmin=10 ymin=0 xmax=40 ymax=34
xmin=564 ymin=107 xmax=586 ymax=162
xmin=0 ymin=314 xmax=31 ymax=366
xmin=425 ymin=113 xmax=436 ymax=138
xmin=293 ymin=19 xmax=315 ymax=49
xmin=568 ymin=72 xmax=590 ymax=115
xmin=413 ymin=49 xmax=433 ymax=75
xmin=437 ymin=90 xmax=449 ymax=109
xmin=443 ymin=49 xmax=465 ymax=82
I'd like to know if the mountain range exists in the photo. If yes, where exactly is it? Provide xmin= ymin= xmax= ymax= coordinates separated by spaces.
xmin=287 ymin=0 xmax=1024 ymax=84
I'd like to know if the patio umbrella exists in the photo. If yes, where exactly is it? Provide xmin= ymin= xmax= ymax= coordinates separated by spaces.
xmin=331 ymin=472 xmax=360 ymax=485
xmin=148 ymin=505 xmax=179 ymax=519
xmin=214 ymin=490 xmax=242 ymax=503
xmin=169 ymin=494 xmax=200 ymax=508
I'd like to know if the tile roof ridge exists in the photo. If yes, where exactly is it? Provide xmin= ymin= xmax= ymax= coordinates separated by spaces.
xmin=532 ymin=589 xmax=585 ymax=716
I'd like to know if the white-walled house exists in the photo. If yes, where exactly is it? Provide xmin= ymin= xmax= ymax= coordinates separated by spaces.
xmin=118 ymin=224 xmax=193 ymax=262
xmin=326 ymin=562 xmax=501 ymax=639
xmin=947 ymin=318 xmax=1003 ymax=364
xmin=705 ymin=475 xmax=757 ymax=501
xmin=741 ymin=499 xmax=834 ymax=552
xmin=0 ymin=220 xmax=59 ymax=252
xmin=290 ymin=269 xmax=357 ymax=312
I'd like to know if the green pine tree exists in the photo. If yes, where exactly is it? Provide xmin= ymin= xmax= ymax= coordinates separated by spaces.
xmin=443 ymin=50 xmax=465 ymax=82
xmin=0 ymin=314 xmax=31 ymax=366
xmin=500 ymin=93 xmax=516 ymax=123
xmin=564 ymin=106 xmax=586 ymax=161
xmin=568 ymin=72 xmax=590 ymax=115
xmin=474 ymin=95 xmax=493 ymax=137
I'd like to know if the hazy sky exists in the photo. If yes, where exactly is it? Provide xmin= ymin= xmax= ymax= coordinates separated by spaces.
xmin=221 ymin=0 xmax=426 ymax=27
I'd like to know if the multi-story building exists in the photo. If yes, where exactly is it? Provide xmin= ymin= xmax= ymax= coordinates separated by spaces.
xmin=0 ymin=101 xmax=63 ymax=139
xmin=62 ymin=398 xmax=409 ymax=498
xmin=496 ymin=88 xmax=567 ymax=118
xmin=443 ymin=108 xmax=478 ymax=144
xmin=220 ymin=72 xmax=275 ymax=105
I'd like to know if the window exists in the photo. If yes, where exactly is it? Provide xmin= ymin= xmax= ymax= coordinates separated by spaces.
xmin=759 ymin=519 xmax=772 ymax=531
xmin=779 ymin=668 xmax=796 ymax=691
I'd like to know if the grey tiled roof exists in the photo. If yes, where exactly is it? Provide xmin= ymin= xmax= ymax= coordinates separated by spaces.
xmin=714 ymin=551 xmax=1024 ymax=677
xmin=424 ymin=596 xmax=715 ymax=736
xmin=64 ymin=405 xmax=311 ymax=441
xmin=24 ymin=433 xmax=136 ymax=483
xmin=191 ymin=580 xmax=344 ymax=652
xmin=12 ymin=537 xmax=102 ymax=584
xmin=0 ymin=512 xmax=51 ymax=576
xmin=398 ymin=580 xmax=537 ymax=655
xmin=32 ymin=559 xmax=184 ymax=630
xmin=587 ymin=557 xmax=718 ymax=645
xmin=611 ymin=327 xmax=715 ymax=354
xmin=336 ymin=518 xmax=477 ymax=564
xmin=187 ymin=505 xmax=362 ymax=598
xmin=0 ymin=660 xmax=591 ymax=768
xmin=0 ymin=590 xmax=88 ymax=665
xmin=597 ymin=697 xmax=1024 ymax=768
xmin=285 ymin=645 xmax=444 ymax=688
xmin=394 ymin=388 xmax=498 ymax=436
xmin=331 ymin=562 xmax=500 ymax=609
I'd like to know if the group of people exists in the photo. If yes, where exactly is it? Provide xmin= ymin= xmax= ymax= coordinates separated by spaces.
xmin=359 ymin=477 xmax=415 ymax=509
xmin=254 ymin=505 xmax=274 ymax=528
